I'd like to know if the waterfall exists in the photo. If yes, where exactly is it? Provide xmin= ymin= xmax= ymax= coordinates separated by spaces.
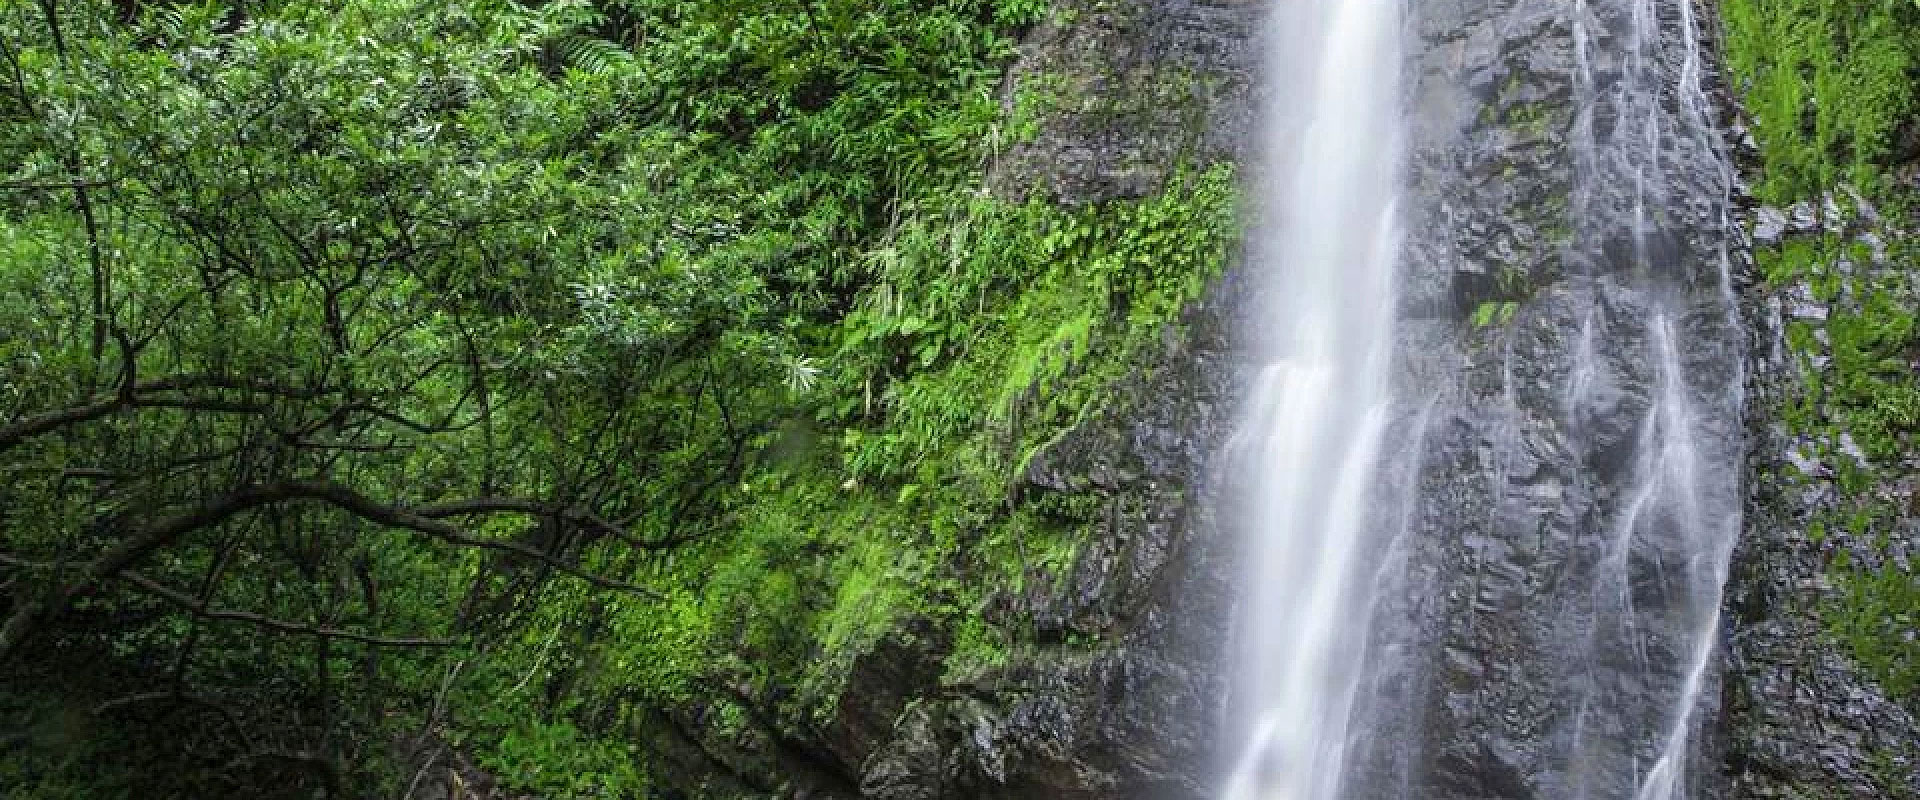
xmin=1222 ymin=0 xmax=1405 ymax=796
xmin=1222 ymin=0 xmax=1743 ymax=794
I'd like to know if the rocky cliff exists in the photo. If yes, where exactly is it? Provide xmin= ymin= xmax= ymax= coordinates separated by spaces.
xmin=658 ymin=0 xmax=1920 ymax=796
xmin=1724 ymin=193 xmax=1920 ymax=797
xmin=853 ymin=0 xmax=1260 ymax=795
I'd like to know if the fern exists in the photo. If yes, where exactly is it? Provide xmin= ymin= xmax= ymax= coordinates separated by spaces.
xmin=550 ymin=34 xmax=633 ymax=75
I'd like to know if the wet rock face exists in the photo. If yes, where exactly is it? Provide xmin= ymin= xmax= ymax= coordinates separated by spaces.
xmin=1399 ymin=0 xmax=1575 ymax=321
xmin=1354 ymin=0 xmax=1747 ymax=796
xmin=988 ymin=0 xmax=1260 ymax=205
xmin=1722 ymin=194 xmax=1920 ymax=798
xmin=855 ymin=279 xmax=1249 ymax=800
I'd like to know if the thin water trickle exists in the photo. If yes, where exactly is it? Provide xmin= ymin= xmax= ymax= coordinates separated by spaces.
xmin=1561 ymin=0 xmax=1743 ymax=794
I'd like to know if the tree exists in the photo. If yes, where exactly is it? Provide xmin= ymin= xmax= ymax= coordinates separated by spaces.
xmin=0 ymin=0 xmax=777 ymax=791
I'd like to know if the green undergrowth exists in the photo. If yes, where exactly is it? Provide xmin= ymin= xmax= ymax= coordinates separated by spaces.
xmin=1723 ymin=0 xmax=1920 ymax=715
xmin=448 ymin=166 xmax=1237 ymax=793
xmin=418 ymin=0 xmax=1236 ymax=785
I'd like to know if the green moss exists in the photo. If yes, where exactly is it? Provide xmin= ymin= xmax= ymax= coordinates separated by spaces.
xmin=1471 ymin=300 xmax=1520 ymax=328
xmin=1870 ymin=746 xmax=1920 ymax=799
xmin=1725 ymin=0 xmax=1920 ymax=711
xmin=1504 ymin=100 xmax=1560 ymax=141
xmin=1010 ymin=71 xmax=1073 ymax=144
xmin=947 ymin=614 xmax=1014 ymax=676
xmin=1759 ymin=232 xmax=1920 ymax=705
xmin=1830 ymin=548 xmax=1920 ymax=700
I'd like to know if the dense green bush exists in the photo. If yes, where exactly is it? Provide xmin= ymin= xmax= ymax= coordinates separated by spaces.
xmin=1723 ymin=0 xmax=1920 ymax=201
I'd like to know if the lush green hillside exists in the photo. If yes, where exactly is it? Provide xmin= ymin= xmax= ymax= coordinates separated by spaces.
xmin=0 ymin=1 xmax=1235 ymax=796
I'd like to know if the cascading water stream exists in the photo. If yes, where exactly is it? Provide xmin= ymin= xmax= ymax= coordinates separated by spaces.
xmin=1560 ymin=0 xmax=1743 ymax=794
xmin=1222 ymin=0 xmax=1743 ymax=795
xmin=1222 ymin=0 xmax=1404 ymax=797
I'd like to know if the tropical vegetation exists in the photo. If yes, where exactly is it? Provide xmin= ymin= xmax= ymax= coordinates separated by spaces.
xmin=0 ymin=0 xmax=1235 ymax=795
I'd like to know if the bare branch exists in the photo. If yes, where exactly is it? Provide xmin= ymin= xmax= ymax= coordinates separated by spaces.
xmin=278 ymin=481 xmax=661 ymax=594
xmin=0 ymin=375 xmax=334 ymax=451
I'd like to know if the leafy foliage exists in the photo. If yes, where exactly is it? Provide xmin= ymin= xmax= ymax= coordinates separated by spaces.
xmin=457 ymin=165 xmax=1239 ymax=788
xmin=1722 ymin=0 xmax=1920 ymax=201
xmin=0 ymin=0 xmax=1240 ymax=796
xmin=0 ymin=0 xmax=796 ymax=793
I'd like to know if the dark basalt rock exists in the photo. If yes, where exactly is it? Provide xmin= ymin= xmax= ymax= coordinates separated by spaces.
xmin=1341 ymin=0 xmax=1748 ymax=793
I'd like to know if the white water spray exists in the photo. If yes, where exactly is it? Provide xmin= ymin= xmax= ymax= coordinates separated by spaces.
xmin=1222 ymin=0 xmax=1404 ymax=797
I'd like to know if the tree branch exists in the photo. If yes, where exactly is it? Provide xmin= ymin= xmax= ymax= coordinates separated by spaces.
xmin=414 ymin=497 xmax=680 ymax=551
xmin=0 ymin=479 xmax=661 ymax=661
xmin=282 ymin=482 xmax=660 ymax=594
xmin=0 ymin=375 xmax=336 ymax=451
xmin=115 ymin=569 xmax=455 ymax=648
xmin=0 ymin=177 xmax=112 ymax=191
